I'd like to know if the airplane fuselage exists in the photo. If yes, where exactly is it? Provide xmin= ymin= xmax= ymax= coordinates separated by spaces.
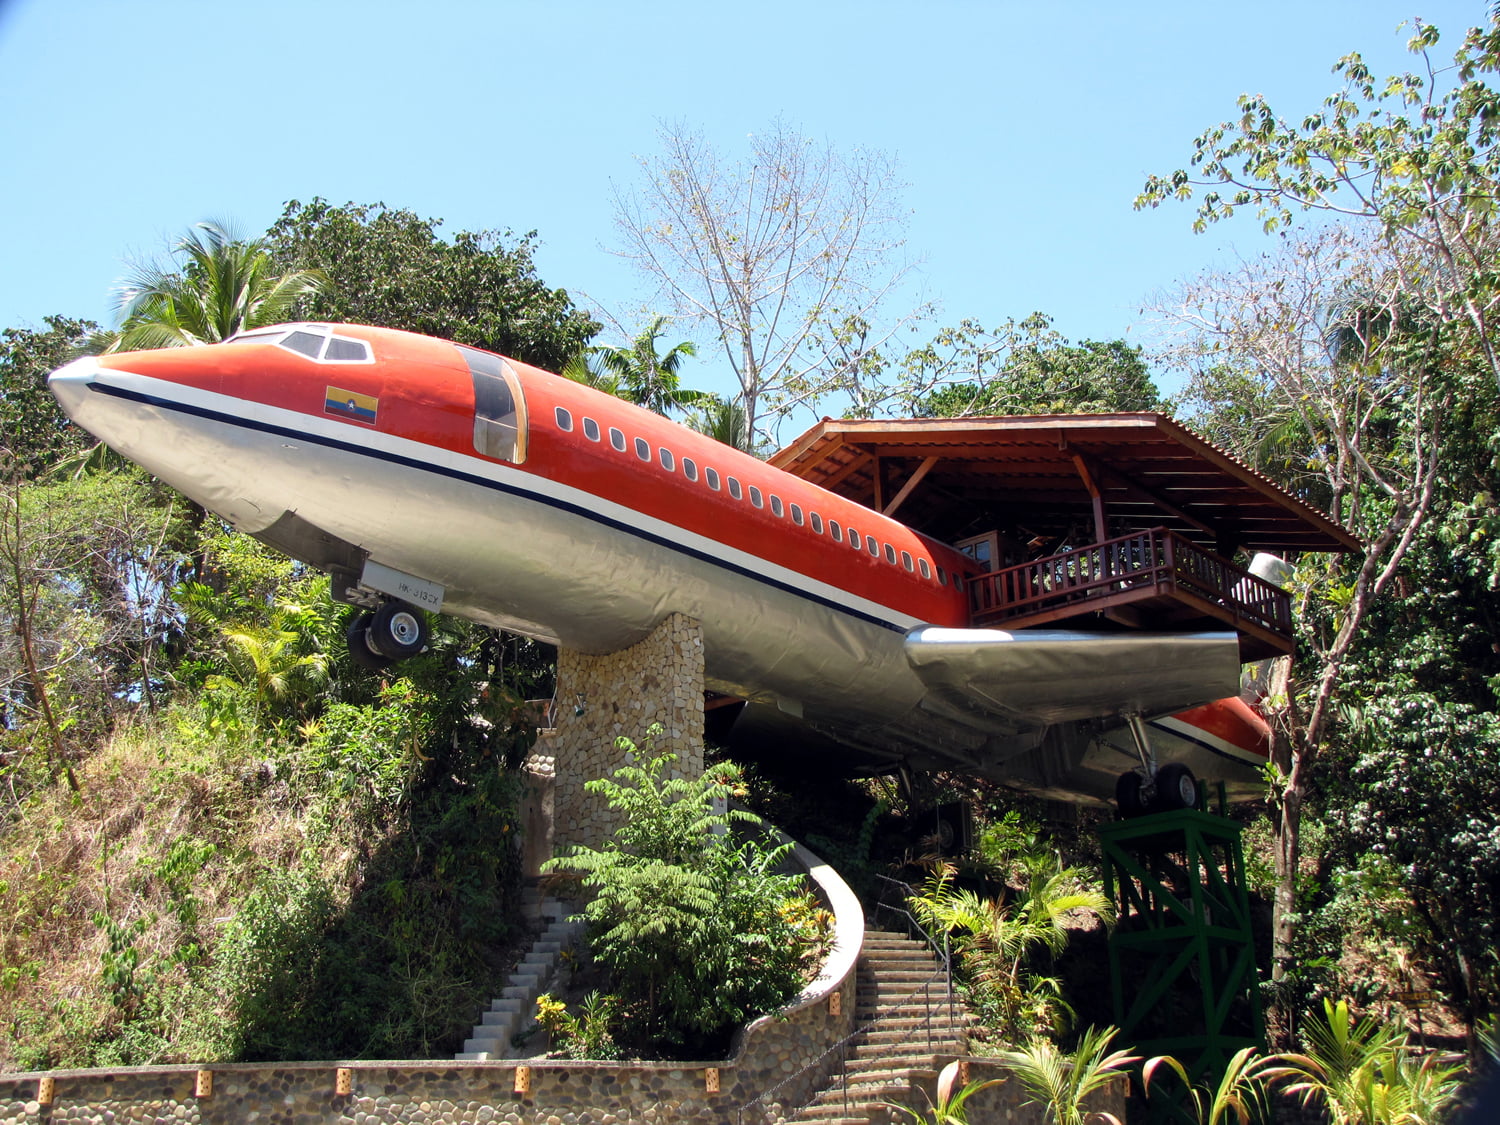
xmin=50 ymin=322 xmax=1271 ymax=804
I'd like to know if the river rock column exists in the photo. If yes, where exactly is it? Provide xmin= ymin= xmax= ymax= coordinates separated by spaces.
xmin=549 ymin=612 xmax=705 ymax=853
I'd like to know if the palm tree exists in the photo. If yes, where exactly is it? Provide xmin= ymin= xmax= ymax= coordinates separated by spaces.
xmin=907 ymin=859 xmax=1111 ymax=1042
xmin=993 ymin=1025 xmax=1136 ymax=1125
xmin=102 ymin=221 xmax=324 ymax=352
xmin=590 ymin=316 xmax=706 ymax=416
xmin=1266 ymin=998 xmax=1464 ymax=1125
xmin=687 ymin=394 xmax=754 ymax=453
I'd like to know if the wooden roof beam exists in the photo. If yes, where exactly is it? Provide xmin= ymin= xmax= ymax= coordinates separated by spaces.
xmin=882 ymin=456 xmax=940 ymax=518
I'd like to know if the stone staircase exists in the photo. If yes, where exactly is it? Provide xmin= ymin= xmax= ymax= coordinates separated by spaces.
xmin=781 ymin=928 xmax=971 ymax=1124
xmin=455 ymin=887 xmax=583 ymax=1061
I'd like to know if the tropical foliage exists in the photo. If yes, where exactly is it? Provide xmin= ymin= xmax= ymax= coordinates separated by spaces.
xmin=542 ymin=741 xmax=830 ymax=1056
xmin=908 ymin=818 xmax=1112 ymax=1044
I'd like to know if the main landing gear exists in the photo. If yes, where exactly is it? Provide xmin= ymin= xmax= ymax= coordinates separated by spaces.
xmin=1115 ymin=712 xmax=1200 ymax=817
xmin=346 ymin=600 xmax=431 ymax=670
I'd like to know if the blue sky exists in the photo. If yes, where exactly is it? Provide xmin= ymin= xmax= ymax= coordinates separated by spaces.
xmin=0 ymin=0 xmax=1486 ymax=405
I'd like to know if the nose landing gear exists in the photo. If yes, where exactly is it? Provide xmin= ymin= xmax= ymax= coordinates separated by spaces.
xmin=346 ymin=600 xmax=430 ymax=670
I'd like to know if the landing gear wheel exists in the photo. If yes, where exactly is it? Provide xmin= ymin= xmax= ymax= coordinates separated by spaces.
xmin=1151 ymin=762 xmax=1198 ymax=812
xmin=1115 ymin=770 xmax=1147 ymax=818
xmin=346 ymin=613 xmax=396 ymax=671
xmin=367 ymin=601 xmax=429 ymax=660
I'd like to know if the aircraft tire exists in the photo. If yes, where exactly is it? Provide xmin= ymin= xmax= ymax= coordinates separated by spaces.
xmin=1151 ymin=762 xmax=1198 ymax=813
xmin=368 ymin=601 xmax=429 ymax=660
xmin=346 ymin=613 xmax=397 ymax=671
xmin=1115 ymin=770 xmax=1147 ymax=818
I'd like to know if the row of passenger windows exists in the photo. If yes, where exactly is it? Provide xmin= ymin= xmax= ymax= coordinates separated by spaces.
xmin=554 ymin=406 xmax=964 ymax=591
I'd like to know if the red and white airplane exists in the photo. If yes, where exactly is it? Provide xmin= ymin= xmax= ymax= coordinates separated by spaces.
xmin=50 ymin=322 xmax=1287 ymax=812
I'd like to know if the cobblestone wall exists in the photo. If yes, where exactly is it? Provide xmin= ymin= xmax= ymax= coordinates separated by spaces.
xmin=548 ymin=613 xmax=705 ymax=853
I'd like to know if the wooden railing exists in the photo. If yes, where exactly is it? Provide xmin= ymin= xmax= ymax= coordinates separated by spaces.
xmin=968 ymin=527 xmax=1292 ymax=641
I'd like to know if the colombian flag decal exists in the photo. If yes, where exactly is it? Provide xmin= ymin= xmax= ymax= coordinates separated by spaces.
xmin=325 ymin=386 xmax=378 ymax=425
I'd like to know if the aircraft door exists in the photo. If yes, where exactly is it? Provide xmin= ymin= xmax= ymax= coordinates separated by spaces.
xmin=460 ymin=346 xmax=528 ymax=464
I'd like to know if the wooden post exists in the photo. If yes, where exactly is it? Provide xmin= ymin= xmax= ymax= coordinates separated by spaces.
xmin=704 ymin=1068 xmax=720 ymax=1094
xmin=514 ymin=1066 xmax=532 ymax=1096
xmin=335 ymin=1068 xmax=353 ymax=1096
xmin=194 ymin=1070 xmax=213 ymax=1098
xmin=829 ymin=989 xmax=841 ymax=1017
xmin=36 ymin=1077 xmax=53 ymax=1107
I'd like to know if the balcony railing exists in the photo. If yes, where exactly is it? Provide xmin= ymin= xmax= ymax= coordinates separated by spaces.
xmin=967 ymin=527 xmax=1292 ymax=652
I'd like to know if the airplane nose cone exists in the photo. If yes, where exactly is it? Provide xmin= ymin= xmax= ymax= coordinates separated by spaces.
xmin=48 ymin=355 xmax=102 ymax=418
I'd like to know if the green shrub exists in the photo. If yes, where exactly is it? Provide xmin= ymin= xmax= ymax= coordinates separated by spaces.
xmin=544 ymin=735 xmax=830 ymax=1056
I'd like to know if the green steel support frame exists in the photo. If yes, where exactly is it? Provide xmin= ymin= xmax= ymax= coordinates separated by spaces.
xmin=1100 ymin=808 xmax=1264 ymax=1087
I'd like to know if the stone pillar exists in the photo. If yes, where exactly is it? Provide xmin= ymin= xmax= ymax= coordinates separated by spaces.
xmin=549 ymin=613 xmax=705 ymax=852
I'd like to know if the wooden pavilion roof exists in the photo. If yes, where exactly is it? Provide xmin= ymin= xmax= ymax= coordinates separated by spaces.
xmin=768 ymin=413 xmax=1358 ymax=554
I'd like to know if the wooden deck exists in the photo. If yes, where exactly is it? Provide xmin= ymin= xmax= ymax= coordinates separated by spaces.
xmin=968 ymin=527 xmax=1293 ymax=661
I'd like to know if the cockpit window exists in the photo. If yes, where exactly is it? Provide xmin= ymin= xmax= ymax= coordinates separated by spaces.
xmin=228 ymin=324 xmax=371 ymax=363
xmin=281 ymin=330 xmax=325 ymax=358
xmin=324 ymin=336 xmax=370 ymax=362
xmin=226 ymin=328 xmax=286 ymax=345
xmin=460 ymin=345 xmax=528 ymax=464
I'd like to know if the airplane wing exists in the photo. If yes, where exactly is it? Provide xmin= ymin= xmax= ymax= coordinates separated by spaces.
xmin=904 ymin=627 xmax=1243 ymax=731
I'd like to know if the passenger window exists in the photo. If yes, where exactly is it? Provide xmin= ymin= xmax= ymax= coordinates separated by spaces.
xmin=901 ymin=550 xmax=913 ymax=571
xmin=555 ymin=407 xmax=573 ymax=432
xmin=728 ymin=477 xmax=742 ymax=500
xmin=583 ymin=417 xmax=600 ymax=441
xmin=937 ymin=567 xmax=947 ymax=586
xmin=919 ymin=558 xmax=931 ymax=579
xmin=826 ymin=518 xmax=838 ymax=540
xmin=811 ymin=513 xmax=823 ymax=534
xmin=790 ymin=504 xmax=804 ymax=526
xmin=660 ymin=448 xmax=674 ymax=472
xmin=847 ymin=526 xmax=862 ymax=550
xmin=749 ymin=486 xmax=763 ymax=508
xmin=867 ymin=536 xmax=879 ymax=557
xmin=885 ymin=543 xmax=897 ymax=564
xmin=954 ymin=574 xmax=965 ymax=591
xmin=770 ymin=495 xmax=784 ymax=518
xmin=610 ymin=427 xmax=626 ymax=452
xmin=682 ymin=457 xmax=698 ymax=482
xmin=635 ymin=437 xmax=651 ymax=462
xmin=462 ymin=346 xmax=528 ymax=464
xmin=706 ymin=468 xmax=721 ymax=491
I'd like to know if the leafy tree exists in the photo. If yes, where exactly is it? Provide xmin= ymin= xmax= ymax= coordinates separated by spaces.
xmin=612 ymin=119 xmax=926 ymax=444
xmin=1136 ymin=13 xmax=1500 ymax=390
xmin=907 ymin=314 xmax=1160 ymax=418
xmin=543 ymin=741 xmax=826 ymax=1055
xmin=1 ymin=469 xmax=188 ymax=789
xmin=103 ymin=221 xmax=325 ymax=351
xmin=1151 ymin=227 xmax=1463 ymax=1022
xmin=268 ymin=198 xmax=599 ymax=371
xmin=0 ymin=316 xmax=99 ymax=475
